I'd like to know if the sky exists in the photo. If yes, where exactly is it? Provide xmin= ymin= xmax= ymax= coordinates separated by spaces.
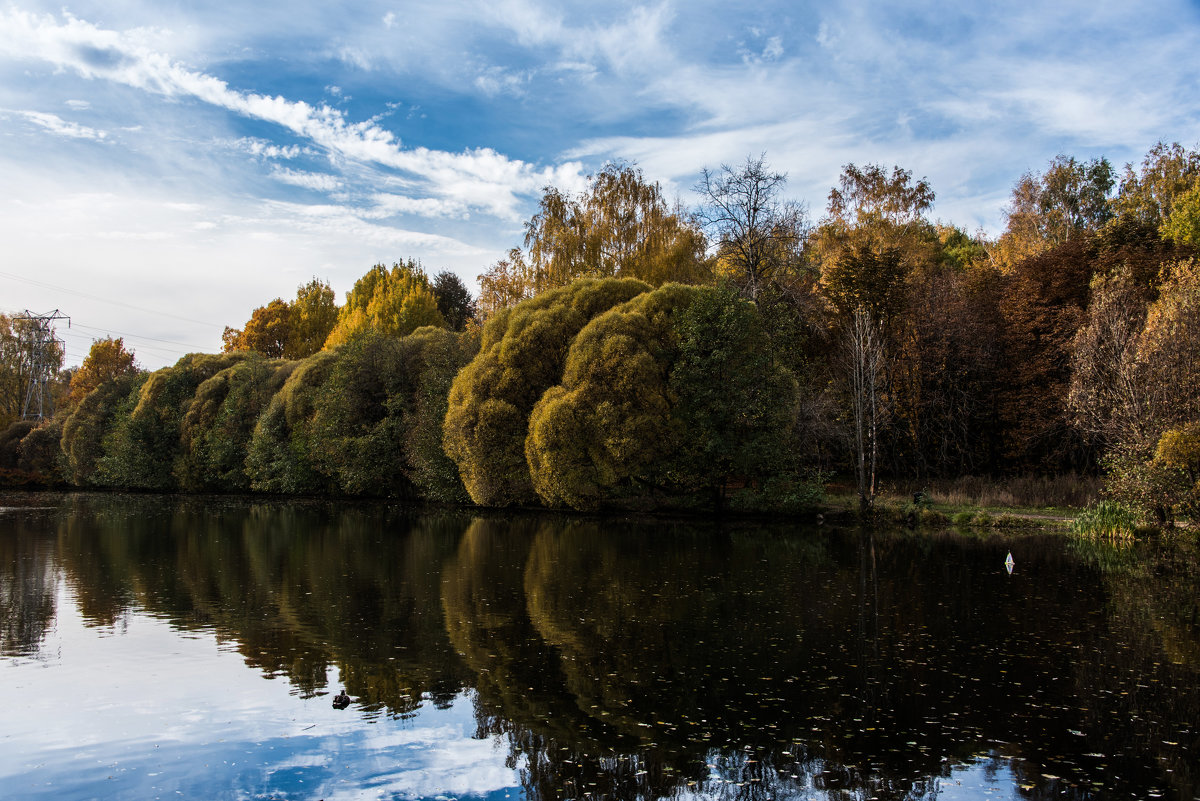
xmin=1 ymin=1 xmax=1199 ymax=369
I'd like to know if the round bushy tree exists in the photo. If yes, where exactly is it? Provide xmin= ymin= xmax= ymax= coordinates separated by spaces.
xmin=526 ymin=283 xmax=799 ymax=511
xmin=177 ymin=356 xmax=297 ymax=491
xmin=443 ymin=278 xmax=650 ymax=506
xmin=245 ymin=349 xmax=340 ymax=494
xmin=60 ymin=371 xmax=146 ymax=485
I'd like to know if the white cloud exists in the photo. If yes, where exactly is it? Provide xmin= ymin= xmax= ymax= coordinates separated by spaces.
xmin=65 ymin=99 xmax=91 ymax=110
xmin=270 ymin=166 xmax=342 ymax=192
xmin=382 ymin=11 xmax=397 ymax=29
xmin=6 ymin=109 xmax=107 ymax=140
xmin=0 ymin=8 xmax=582 ymax=220
xmin=367 ymin=193 xmax=470 ymax=219
xmin=474 ymin=65 xmax=530 ymax=97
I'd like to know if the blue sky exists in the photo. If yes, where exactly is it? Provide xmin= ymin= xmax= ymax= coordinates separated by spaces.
xmin=1 ymin=1 xmax=1199 ymax=368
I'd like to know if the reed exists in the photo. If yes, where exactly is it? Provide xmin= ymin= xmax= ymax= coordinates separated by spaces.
xmin=1068 ymin=501 xmax=1138 ymax=541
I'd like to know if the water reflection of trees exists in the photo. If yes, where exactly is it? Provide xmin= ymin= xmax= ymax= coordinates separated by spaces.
xmin=8 ymin=495 xmax=1197 ymax=800
xmin=0 ymin=504 xmax=58 ymax=656
xmin=443 ymin=519 xmax=1197 ymax=801
xmin=53 ymin=495 xmax=472 ymax=715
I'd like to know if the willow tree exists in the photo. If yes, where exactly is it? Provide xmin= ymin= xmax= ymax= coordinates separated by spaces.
xmin=60 ymin=372 xmax=146 ymax=486
xmin=526 ymin=283 xmax=799 ymax=511
xmin=444 ymin=278 xmax=650 ymax=506
xmin=245 ymin=349 xmax=340 ymax=494
xmin=176 ymin=356 xmax=297 ymax=492
xmin=94 ymin=352 xmax=250 ymax=490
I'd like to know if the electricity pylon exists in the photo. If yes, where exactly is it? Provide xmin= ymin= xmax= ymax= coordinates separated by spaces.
xmin=16 ymin=309 xmax=69 ymax=420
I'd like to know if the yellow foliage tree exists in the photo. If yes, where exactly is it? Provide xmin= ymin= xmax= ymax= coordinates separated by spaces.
xmin=324 ymin=261 xmax=445 ymax=348
xmin=69 ymin=337 xmax=138 ymax=406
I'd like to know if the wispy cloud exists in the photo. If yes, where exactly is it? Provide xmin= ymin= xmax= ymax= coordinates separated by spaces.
xmin=270 ymin=166 xmax=342 ymax=192
xmin=5 ymin=109 xmax=107 ymax=140
xmin=0 ymin=8 xmax=582 ymax=220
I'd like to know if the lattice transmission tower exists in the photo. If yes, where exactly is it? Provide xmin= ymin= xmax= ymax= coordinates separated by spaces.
xmin=15 ymin=309 xmax=69 ymax=420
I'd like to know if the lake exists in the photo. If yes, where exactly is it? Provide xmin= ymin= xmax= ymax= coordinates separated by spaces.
xmin=0 ymin=492 xmax=1197 ymax=801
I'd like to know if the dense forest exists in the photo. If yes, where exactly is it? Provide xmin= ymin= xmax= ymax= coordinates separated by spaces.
xmin=2 ymin=143 xmax=1199 ymax=522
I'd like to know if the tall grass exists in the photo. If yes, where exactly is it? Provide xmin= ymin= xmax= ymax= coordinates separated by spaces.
xmin=1069 ymin=500 xmax=1138 ymax=541
xmin=892 ymin=474 xmax=1102 ymax=510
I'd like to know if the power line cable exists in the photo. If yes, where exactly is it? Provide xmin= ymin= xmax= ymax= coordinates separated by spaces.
xmin=0 ymin=269 xmax=219 ymax=327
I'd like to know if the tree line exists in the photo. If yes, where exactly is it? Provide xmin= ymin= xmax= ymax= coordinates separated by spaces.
xmin=2 ymin=144 xmax=1199 ymax=521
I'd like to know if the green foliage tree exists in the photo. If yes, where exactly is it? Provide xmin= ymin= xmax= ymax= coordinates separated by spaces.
xmin=431 ymin=271 xmax=476 ymax=331
xmin=310 ymin=332 xmax=415 ymax=497
xmin=16 ymin=420 xmax=62 ymax=479
xmin=400 ymin=327 xmax=480 ymax=503
xmin=60 ymin=372 xmax=146 ymax=486
xmin=444 ymin=278 xmax=651 ymax=506
xmin=245 ymin=349 xmax=340 ymax=494
xmin=176 ymin=356 xmax=297 ymax=491
xmin=526 ymin=284 xmax=800 ymax=511
xmin=95 ymin=352 xmax=249 ymax=490
xmin=324 ymin=261 xmax=445 ymax=347
xmin=0 ymin=419 xmax=36 ymax=470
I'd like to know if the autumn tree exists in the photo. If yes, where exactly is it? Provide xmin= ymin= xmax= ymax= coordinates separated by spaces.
xmin=69 ymin=337 xmax=138 ymax=405
xmin=993 ymin=154 xmax=1114 ymax=267
xmin=694 ymin=154 xmax=807 ymax=300
xmin=479 ymin=164 xmax=708 ymax=316
xmin=324 ymin=261 xmax=444 ymax=347
xmin=223 ymin=278 xmax=338 ymax=359
xmin=288 ymin=278 xmax=338 ymax=357
xmin=0 ymin=313 xmax=65 ymax=429
xmin=1112 ymin=141 xmax=1200 ymax=229
xmin=812 ymin=163 xmax=938 ymax=290
xmin=223 ymin=298 xmax=291 ymax=358
xmin=1070 ymin=258 xmax=1200 ymax=520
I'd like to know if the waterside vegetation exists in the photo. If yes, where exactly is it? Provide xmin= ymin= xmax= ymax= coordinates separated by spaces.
xmin=2 ymin=147 xmax=1200 ymax=530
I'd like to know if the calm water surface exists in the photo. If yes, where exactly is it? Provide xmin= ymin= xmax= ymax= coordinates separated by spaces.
xmin=0 ymin=492 xmax=1197 ymax=801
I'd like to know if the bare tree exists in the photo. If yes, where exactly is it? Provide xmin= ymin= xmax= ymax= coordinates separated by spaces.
xmin=843 ymin=307 xmax=887 ymax=513
xmin=694 ymin=154 xmax=807 ymax=300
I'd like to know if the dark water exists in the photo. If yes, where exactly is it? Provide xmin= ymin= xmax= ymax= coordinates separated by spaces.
xmin=1 ymin=493 xmax=1197 ymax=801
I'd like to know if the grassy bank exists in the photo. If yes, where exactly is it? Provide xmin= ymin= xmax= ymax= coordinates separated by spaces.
xmin=823 ymin=473 xmax=1104 ymax=530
